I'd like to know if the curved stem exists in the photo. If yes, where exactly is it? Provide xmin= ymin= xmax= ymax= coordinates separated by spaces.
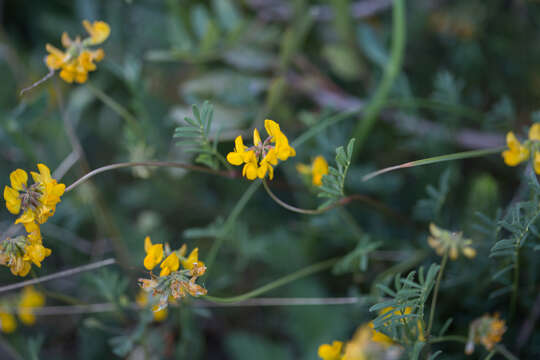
xmin=427 ymin=251 xmax=449 ymax=336
xmin=494 ymin=344 xmax=519 ymax=360
xmin=65 ymin=161 xmax=237 ymax=192
xmin=352 ymin=0 xmax=406 ymax=157
xmin=263 ymin=179 xmax=329 ymax=215
xmin=204 ymin=257 xmax=338 ymax=303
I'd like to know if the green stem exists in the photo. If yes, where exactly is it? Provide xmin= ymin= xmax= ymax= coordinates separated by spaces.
xmin=352 ymin=0 xmax=406 ymax=156
xmin=427 ymin=251 xmax=448 ymax=336
xmin=510 ymin=248 xmax=519 ymax=320
xmin=384 ymin=98 xmax=484 ymax=121
xmin=494 ymin=344 xmax=520 ymax=360
xmin=363 ymin=147 xmax=505 ymax=181
xmin=204 ymin=257 xmax=338 ymax=303
xmin=429 ymin=335 xmax=468 ymax=344
xmin=263 ymin=179 xmax=328 ymax=215
xmin=86 ymin=83 xmax=141 ymax=133
xmin=205 ymin=181 xmax=261 ymax=272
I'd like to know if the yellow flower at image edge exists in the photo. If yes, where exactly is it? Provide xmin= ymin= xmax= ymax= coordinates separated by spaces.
xmin=0 ymin=311 xmax=16 ymax=333
xmin=143 ymin=236 xmax=163 ymax=270
xmin=502 ymin=132 xmax=529 ymax=166
xmin=226 ymin=120 xmax=295 ymax=180
xmin=318 ymin=340 xmax=343 ymax=360
xmin=17 ymin=286 xmax=45 ymax=325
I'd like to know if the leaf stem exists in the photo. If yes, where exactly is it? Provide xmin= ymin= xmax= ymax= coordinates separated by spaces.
xmin=363 ymin=147 xmax=505 ymax=181
xmin=204 ymin=257 xmax=339 ymax=303
xmin=352 ymin=0 xmax=406 ymax=156
xmin=427 ymin=251 xmax=448 ymax=337
xmin=65 ymin=161 xmax=237 ymax=192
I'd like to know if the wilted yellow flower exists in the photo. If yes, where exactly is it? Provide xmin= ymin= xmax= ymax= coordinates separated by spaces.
xmin=297 ymin=155 xmax=329 ymax=186
xmin=428 ymin=223 xmax=476 ymax=260
xmin=143 ymin=236 xmax=163 ymax=271
xmin=318 ymin=340 xmax=343 ymax=360
xmin=465 ymin=313 xmax=506 ymax=354
xmin=0 ymin=310 xmax=16 ymax=333
xmin=43 ymin=20 xmax=109 ymax=84
xmin=226 ymin=120 xmax=295 ymax=180
xmin=17 ymin=287 xmax=45 ymax=325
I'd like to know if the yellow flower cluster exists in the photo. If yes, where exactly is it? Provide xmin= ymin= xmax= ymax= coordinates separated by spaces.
xmin=0 ymin=287 xmax=45 ymax=333
xmin=139 ymin=237 xmax=207 ymax=310
xmin=296 ymin=155 xmax=329 ymax=186
xmin=502 ymin=123 xmax=540 ymax=173
xmin=427 ymin=223 xmax=476 ymax=260
xmin=465 ymin=313 xmax=507 ymax=354
xmin=226 ymin=120 xmax=295 ymax=180
xmin=318 ymin=307 xmax=424 ymax=360
xmin=1 ymin=164 xmax=64 ymax=276
xmin=45 ymin=20 xmax=110 ymax=84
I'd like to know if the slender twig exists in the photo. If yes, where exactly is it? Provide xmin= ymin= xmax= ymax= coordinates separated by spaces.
xmin=13 ymin=297 xmax=364 ymax=316
xmin=65 ymin=161 xmax=237 ymax=192
xmin=427 ymin=251 xmax=448 ymax=336
xmin=52 ymin=151 xmax=80 ymax=181
xmin=352 ymin=0 xmax=406 ymax=156
xmin=86 ymin=83 xmax=140 ymax=132
xmin=263 ymin=179 xmax=409 ymax=224
xmin=204 ymin=257 xmax=339 ymax=304
xmin=19 ymin=67 xmax=55 ymax=96
xmin=0 ymin=258 xmax=116 ymax=294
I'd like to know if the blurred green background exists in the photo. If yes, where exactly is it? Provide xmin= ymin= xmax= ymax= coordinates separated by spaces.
xmin=1 ymin=0 xmax=539 ymax=359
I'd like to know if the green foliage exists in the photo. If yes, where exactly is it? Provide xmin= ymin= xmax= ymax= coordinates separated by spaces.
xmin=370 ymin=264 xmax=440 ymax=343
xmin=173 ymin=101 xmax=223 ymax=169
xmin=413 ymin=167 xmax=453 ymax=221
xmin=333 ymin=236 xmax=381 ymax=274
xmin=317 ymin=138 xmax=355 ymax=208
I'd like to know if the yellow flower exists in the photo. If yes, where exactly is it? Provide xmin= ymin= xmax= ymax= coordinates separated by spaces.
xmin=465 ymin=313 xmax=506 ymax=354
xmin=43 ymin=20 xmax=109 ymax=85
xmin=318 ymin=340 xmax=343 ymax=360
xmin=17 ymin=287 xmax=45 ymax=325
xmin=160 ymin=252 xmax=180 ymax=277
xmin=0 ymin=311 xmax=16 ymax=333
xmin=10 ymin=256 xmax=31 ymax=277
xmin=428 ymin=223 xmax=476 ymax=260
xmin=23 ymin=243 xmax=52 ymax=268
xmin=297 ymin=155 xmax=329 ymax=186
xmin=226 ymin=136 xmax=253 ymax=165
xmin=181 ymin=247 xmax=204 ymax=270
xmin=143 ymin=236 xmax=163 ymax=270
xmin=369 ymin=321 xmax=394 ymax=347
xmin=502 ymin=132 xmax=529 ymax=166
xmin=227 ymin=120 xmax=295 ymax=180
xmin=4 ymin=164 xmax=65 ymax=227
xmin=372 ymin=306 xmax=424 ymax=344
xmin=82 ymin=20 xmax=111 ymax=45
xmin=136 ymin=291 xmax=168 ymax=322
xmin=529 ymin=123 xmax=540 ymax=141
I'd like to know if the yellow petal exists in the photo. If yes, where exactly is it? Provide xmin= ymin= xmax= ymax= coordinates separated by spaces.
xmin=242 ymin=162 xmax=258 ymax=180
xmin=0 ymin=312 xmax=16 ymax=333
xmin=317 ymin=341 xmax=343 ymax=360
xmin=143 ymin=244 xmax=163 ymax=270
xmin=4 ymin=186 xmax=21 ymax=214
xmin=61 ymin=32 xmax=72 ymax=48
xmin=530 ymin=123 xmax=540 ymax=141
xmin=82 ymin=20 xmax=111 ymax=45
xmin=15 ymin=209 xmax=35 ymax=225
xmin=253 ymin=128 xmax=262 ymax=146
xmin=181 ymin=248 xmax=199 ymax=270
xmin=10 ymin=169 xmax=28 ymax=191
xmin=160 ymin=252 xmax=180 ymax=276
xmin=506 ymin=131 xmax=520 ymax=151
xmin=144 ymin=236 xmax=152 ymax=252
xmin=226 ymin=152 xmax=243 ymax=166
